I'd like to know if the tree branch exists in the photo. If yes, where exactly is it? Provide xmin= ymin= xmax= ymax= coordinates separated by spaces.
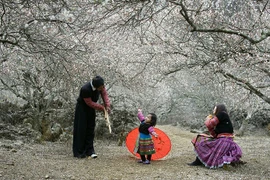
xmin=217 ymin=69 xmax=270 ymax=104
xmin=192 ymin=28 xmax=270 ymax=44
xmin=169 ymin=0 xmax=270 ymax=44
xmin=0 ymin=78 xmax=27 ymax=101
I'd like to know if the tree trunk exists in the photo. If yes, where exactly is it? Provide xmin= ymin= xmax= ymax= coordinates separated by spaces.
xmin=236 ymin=112 xmax=252 ymax=136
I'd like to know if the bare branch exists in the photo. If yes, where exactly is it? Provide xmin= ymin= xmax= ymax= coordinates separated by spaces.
xmin=217 ymin=69 xmax=270 ymax=104
xmin=169 ymin=0 xmax=270 ymax=44
xmin=192 ymin=28 xmax=270 ymax=44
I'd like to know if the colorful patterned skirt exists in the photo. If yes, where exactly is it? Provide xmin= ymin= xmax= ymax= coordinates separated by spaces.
xmin=134 ymin=133 xmax=156 ymax=155
xmin=192 ymin=134 xmax=242 ymax=168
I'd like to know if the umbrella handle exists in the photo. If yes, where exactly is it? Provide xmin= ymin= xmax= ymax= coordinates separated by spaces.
xmin=104 ymin=108 xmax=112 ymax=134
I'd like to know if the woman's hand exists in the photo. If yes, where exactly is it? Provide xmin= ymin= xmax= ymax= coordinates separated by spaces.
xmin=106 ymin=106 xmax=111 ymax=114
xmin=205 ymin=114 xmax=213 ymax=121
xmin=204 ymin=114 xmax=213 ymax=127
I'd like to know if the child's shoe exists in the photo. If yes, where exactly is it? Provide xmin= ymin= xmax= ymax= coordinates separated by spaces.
xmin=137 ymin=160 xmax=143 ymax=163
xmin=143 ymin=160 xmax=150 ymax=164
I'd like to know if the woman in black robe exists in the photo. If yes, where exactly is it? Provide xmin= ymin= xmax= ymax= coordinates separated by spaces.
xmin=73 ymin=76 xmax=111 ymax=158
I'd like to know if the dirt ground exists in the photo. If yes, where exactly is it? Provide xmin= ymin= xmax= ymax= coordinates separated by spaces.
xmin=0 ymin=125 xmax=270 ymax=180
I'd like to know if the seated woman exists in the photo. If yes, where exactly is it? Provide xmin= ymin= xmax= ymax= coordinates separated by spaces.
xmin=188 ymin=104 xmax=243 ymax=168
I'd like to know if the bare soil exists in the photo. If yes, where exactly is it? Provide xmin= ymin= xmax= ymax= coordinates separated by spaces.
xmin=1 ymin=125 xmax=270 ymax=180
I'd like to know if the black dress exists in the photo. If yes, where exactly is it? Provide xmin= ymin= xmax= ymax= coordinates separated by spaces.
xmin=72 ymin=82 xmax=100 ymax=157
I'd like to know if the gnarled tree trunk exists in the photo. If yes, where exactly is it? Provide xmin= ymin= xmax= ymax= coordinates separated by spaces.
xmin=236 ymin=112 xmax=252 ymax=136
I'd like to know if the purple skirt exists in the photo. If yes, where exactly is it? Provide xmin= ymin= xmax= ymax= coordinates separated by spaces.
xmin=192 ymin=134 xmax=242 ymax=168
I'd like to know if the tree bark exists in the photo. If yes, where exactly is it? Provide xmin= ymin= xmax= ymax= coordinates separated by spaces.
xmin=236 ymin=112 xmax=252 ymax=136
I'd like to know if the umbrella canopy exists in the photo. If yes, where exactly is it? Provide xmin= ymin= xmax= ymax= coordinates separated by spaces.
xmin=125 ymin=127 xmax=171 ymax=160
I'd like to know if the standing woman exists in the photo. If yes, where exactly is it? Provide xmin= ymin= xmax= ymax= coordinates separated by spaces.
xmin=188 ymin=104 xmax=243 ymax=168
xmin=73 ymin=76 xmax=111 ymax=158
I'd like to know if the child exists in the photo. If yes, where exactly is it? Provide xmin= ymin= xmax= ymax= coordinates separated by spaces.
xmin=135 ymin=108 xmax=158 ymax=164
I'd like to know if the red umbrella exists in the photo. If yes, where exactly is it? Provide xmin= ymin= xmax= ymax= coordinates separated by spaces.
xmin=125 ymin=127 xmax=171 ymax=160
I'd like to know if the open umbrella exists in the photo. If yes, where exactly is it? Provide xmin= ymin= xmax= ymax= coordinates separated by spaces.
xmin=125 ymin=127 xmax=171 ymax=160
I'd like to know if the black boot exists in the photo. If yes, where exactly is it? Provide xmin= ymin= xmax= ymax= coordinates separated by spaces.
xmin=188 ymin=157 xmax=203 ymax=166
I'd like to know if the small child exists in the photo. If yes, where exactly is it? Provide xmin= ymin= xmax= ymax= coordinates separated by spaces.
xmin=134 ymin=109 xmax=158 ymax=164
